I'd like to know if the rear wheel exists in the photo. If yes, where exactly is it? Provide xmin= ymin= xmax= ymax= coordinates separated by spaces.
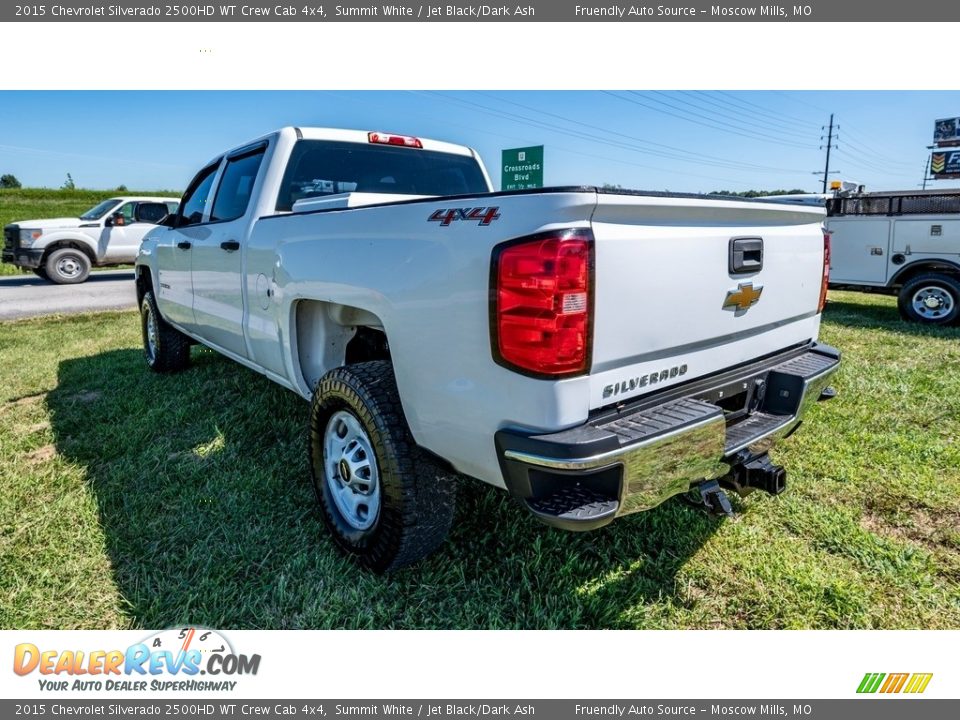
xmin=897 ymin=273 xmax=960 ymax=325
xmin=45 ymin=247 xmax=91 ymax=284
xmin=140 ymin=290 xmax=191 ymax=372
xmin=308 ymin=361 xmax=456 ymax=573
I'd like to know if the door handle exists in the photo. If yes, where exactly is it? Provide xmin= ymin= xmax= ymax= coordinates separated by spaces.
xmin=220 ymin=240 xmax=240 ymax=252
xmin=177 ymin=241 xmax=192 ymax=250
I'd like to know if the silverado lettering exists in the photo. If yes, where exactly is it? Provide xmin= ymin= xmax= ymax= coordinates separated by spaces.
xmin=603 ymin=364 xmax=689 ymax=399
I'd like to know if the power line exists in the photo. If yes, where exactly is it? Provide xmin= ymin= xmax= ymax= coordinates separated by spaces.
xmin=474 ymin=91 xmax=811 ymax=174
xmin=413 ymin=93 xmax=772 ymax=187
xmin=424 ymin=91 xmax=814 ymax=176
xmin=609 ymin=91 xmax=816 ymax=150
xmin=686 ymin=91 xmax=821 ymax=133
xmin=771 ymin=91 xmax=832 ymax=116
xmin=833 ymin=148 xmax=918 ymax=177
xmin=648 ymin=91 xmax=817 ymax=142
xmin=716 ymin=91 xmax=823 ymax=127
xmin=639 ymin=91 xmax=817 ymax=146
xmin=834 ymin=127 xmax=915 ymax=169
xmin=340 ymin=90 xmax=763 ymax=187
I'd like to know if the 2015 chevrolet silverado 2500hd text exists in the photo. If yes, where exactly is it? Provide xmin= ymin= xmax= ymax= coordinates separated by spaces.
xmin=134 ymin=127 xmax=840 ymax=572
xmin=4 ymin=196 xmax=180 ymax=283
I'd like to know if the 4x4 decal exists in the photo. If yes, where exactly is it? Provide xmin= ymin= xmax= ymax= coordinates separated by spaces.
xmin=428 ymin=207 xmax=501 ymax=227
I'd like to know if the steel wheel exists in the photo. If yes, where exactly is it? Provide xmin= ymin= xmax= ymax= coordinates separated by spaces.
xmin=308 ymin=361 xmax=456 ymax=572
xmin=911 ymin=285 xmax=955 ymax=321
xmin=45 ymin=247 xmax=91 ymax=284
xmin=56 ymin=254 xmax=85 ymax=279
xmin=323 ymin=410 xmax=381 ymax=531
xmin=143 ymin=302 xmax=159 ymax=363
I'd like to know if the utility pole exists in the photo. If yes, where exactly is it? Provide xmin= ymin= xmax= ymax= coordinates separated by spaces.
xmin=922 ymin=156 xmax=931 ymax=190
xmin=820 ymin=113 xmax=836 ymax=193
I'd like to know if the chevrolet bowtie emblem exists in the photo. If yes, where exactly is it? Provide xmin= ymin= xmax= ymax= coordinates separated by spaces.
xmin=723 ymin=282 xmax=763 ymax=312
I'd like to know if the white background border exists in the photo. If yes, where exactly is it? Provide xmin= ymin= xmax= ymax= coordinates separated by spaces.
xmin=2 ymin=22 xmax=956 ymax=90
xmin=2 ymin=17 xmax=957 ymax=703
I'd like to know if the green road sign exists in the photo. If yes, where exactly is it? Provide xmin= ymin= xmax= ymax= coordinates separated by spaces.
xmin=501 ymin=146 xmax=544 ymax=190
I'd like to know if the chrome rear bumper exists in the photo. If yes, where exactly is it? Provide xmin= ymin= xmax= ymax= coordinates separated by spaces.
xmin=495 ymin=343 xmax=840 ymax=530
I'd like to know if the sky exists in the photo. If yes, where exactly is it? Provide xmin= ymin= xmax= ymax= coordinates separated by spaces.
xmin=0 ymin=90 xmax=956 ymax=194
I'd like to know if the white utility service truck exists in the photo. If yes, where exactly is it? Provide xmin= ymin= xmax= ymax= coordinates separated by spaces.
xmin=826 ymin=189 xmax=960 ymax=324
xmin=135 ymin=127 xmax=840 ymax=571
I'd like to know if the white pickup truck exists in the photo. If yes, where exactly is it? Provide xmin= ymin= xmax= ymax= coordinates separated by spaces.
xmin=135 ymin=127 xmax=840 ymax=572
xmin=3 ymin=196 xmax=179 ymax=283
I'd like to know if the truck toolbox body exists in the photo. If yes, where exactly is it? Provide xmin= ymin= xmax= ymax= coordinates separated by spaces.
xmin=826 ymin=190 xmax=960 ymax=325
xmin=135 ymin=126 xmax=839 ymax=570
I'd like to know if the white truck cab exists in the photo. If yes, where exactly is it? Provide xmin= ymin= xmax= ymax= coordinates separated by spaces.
xmin=3 ymin=196 xmax=179 ymax=283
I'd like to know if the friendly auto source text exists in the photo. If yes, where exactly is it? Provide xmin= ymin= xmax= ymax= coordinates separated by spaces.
xmin=574 ymin=5 xmax=809 ymax=17
xmin=18 ymin=4 xmax=538 ymax=17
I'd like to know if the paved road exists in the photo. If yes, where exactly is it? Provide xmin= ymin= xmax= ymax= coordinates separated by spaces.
xmin=0 ymin=270 xmax=137 ymax=321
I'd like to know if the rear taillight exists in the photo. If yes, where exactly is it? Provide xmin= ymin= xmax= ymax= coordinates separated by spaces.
xmin=491 ymin=230 xmax=593 ymax=378
xmin=818 ymin=232 xmax=831 ymax=313
xmin=367 ymin=131 xmax=423 ymax=148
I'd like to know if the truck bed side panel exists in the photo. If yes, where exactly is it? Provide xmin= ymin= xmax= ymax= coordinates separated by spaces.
xmin=248 ymin=191 xmax=600 ymax=487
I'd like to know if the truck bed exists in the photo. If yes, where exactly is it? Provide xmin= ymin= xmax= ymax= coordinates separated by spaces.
xmin=246 ymin=186 xmax=826 ymax=486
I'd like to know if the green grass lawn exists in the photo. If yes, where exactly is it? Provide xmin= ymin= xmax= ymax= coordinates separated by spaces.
xmin=0 ymin=291 xmax=958 ymax=629
xmin=0 ymin=188 xmax=179 ymax=276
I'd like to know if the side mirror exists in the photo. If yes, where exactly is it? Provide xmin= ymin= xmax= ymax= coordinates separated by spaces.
xmin=107 ymin=212 xmax=125 ymax=227
xmin=159 ymin=213 xmax=180 ymax=229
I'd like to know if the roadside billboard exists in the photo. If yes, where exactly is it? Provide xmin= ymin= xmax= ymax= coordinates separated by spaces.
xmin=930 ymin=149 xmax=960 ymax=178
xmin=933 ymin=117 xmax=960 ymax=147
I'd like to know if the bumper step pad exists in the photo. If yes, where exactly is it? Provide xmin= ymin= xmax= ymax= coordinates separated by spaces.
xmin=525 ymin=486 xmax=619 ymax=529
xmin=723 ymin=411 xmax=789 ymax=455
xmin=596 ymin=397 xmax=722 ymax=446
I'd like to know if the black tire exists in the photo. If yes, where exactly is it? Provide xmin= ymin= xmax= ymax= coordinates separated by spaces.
xmin=32 ymin=267 xmax=49 ymax=280
xmin=308 ymin=361 xmax=456 ymax=573
xmin=140 ymin=290 xmax=191 ymax=372
xmin=44 ymin=247 xmax=91 ymax=284
xmin=897 ymin=273 xmax=960 ymax=325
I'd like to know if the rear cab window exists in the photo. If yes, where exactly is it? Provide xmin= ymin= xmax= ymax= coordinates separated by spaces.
xmin=276 ymin=140 xmax=489 ymax=212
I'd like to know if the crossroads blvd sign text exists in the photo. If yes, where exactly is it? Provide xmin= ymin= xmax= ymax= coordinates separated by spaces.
xmin=501 ymin=146 xmax=544 ymax=191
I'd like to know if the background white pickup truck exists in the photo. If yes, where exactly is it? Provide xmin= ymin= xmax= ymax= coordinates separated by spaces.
xmin=135 ymin=127 xmax=840 ymax=572
xmin=3 ymin=196 xmax=179 ymax=283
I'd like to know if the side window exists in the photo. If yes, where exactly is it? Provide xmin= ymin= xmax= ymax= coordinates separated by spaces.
xmin=116 ymin=202 xmax=137 ymax=223
xmin=210 ymin=147 xmax=266 ymax=223
xmin=134 ymin=202 xmax=170 ymax=224
xmin=179 ymin=162 xmax=221 ymax=227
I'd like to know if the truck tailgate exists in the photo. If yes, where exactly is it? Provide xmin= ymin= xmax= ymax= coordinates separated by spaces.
xmin=588 ymin=192 xmax=827 ymax=409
